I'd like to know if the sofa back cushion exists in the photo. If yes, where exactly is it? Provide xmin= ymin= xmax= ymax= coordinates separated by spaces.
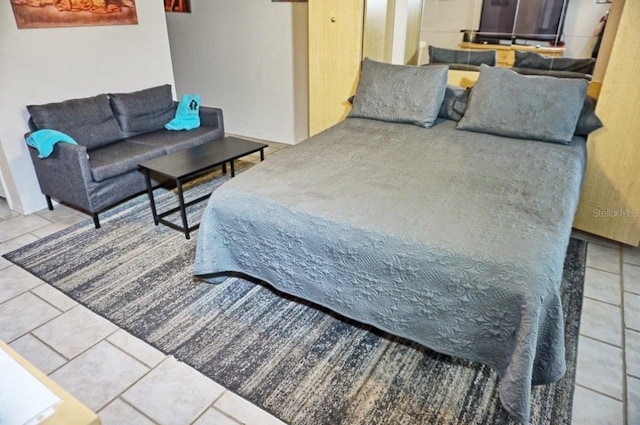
xmin=109 ymin=84 xmax=175 ymax=137
xmin=514 ymin=51 xmax=595 ymax=75
xmin=27 ymin=94 xmax=123 ymax=150
xmin=428 ymin=45 xmax=496 ymax=66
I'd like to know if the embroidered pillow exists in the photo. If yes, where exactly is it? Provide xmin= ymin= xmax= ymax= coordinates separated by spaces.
xmin=348 ymin=58 xmax=448 ymax=128
xmin=457 ymin=65 xmax=588 ymax=144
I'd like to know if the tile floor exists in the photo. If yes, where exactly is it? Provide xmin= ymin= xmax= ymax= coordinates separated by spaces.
xmin=0 ymin=140 xmax=638 ymax=424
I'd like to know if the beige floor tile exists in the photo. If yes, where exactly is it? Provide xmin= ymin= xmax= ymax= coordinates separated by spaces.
xmin=586 ymin=244 xmax=621 ymax=274
xmin=0 ymin=203 xmax=19 ymax=221
xmin=580 ymin=298 xmax=622 ymax=346
xmin=193 ymin=408 xmax=241 ymax=425
xmin=0 ymin=233 xmax=39 ymax=255
xmin=628 ymin=376 xmax=640 ymax=425
xmin=34 ymin=204 xmax=83 ymax=222
xmin=30 ymin=218 xmax=85 ymax=239
xmin=214 ymin=391 xmax=286 ymax=425
xmin=0 ymin=264 xmax=43 ymax=303
xmin=98 ymin=398 xmax=156 ymax=425
xmin=584 ymin=267 xmax=621 ymax=305
xmin=9 ymin=333 xmax=67 ymax=375
xmin=575 ymin=336 xmax=624 ymax=400
xmin=33 ymin=305 xmax=118 ymax=359
xmin=571 ymin=230 xmax=621 ymax=249
xmin=0 ymin=256 xmax=12 ymax=270
xmin=623 ymin=245 xmax=640 ymax=266
xmin=0 ymin=292 xmax=60 ymax=342
xmin=31 ymin=284 xmax=78 ymax=312
xmin=123 ymin=357 xmax=225 ymax=425
xmin=268 ymin=145 xmax=288 ymax=154
xmin=107 ymin=329 xmax=167 ymax=368
xmin=0 ymin=214 xmax=51 ymax=242
xmin=571 ymin=386 xmax=624 ymax=425
xmin=626 ymin=329 xmax=640 ymax=378
xmin=50 ymin=340 xmax=149 ymax=412
xmin=625 ymin=293 xmax=640 ymax=332
xmin=623 ymin=263 xmax=640 ymax=295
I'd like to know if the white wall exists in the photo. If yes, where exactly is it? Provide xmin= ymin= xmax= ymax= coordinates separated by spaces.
xmin=420 ymin=0 xmax=482 ymax=60
xmin=419 ymin=0 xmax=609 ymax=62
xmin=563 ymin=0 xmax=610 ymax=57
xmin=165 ymin=0 xmax=308 ymax=145
xmin=0 ymin=1 xmax=175 ymax=215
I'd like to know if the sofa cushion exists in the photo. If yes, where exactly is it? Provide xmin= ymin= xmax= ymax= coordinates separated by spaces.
xmin=575 ymin=95 xmax=604 ymax=136
xmin=428 ymin=45 xmax=496 ymax=66
xmin=511 ymin=67 xmax=592 ymax=80
xmin=27 ymin=94 xmax=123 ymax=150
xmin=109 ymin=84 xmax=176 ymax=138
xmin=514 ymin=51 xmax=595 ymax=74
xmin=438 ymin=84 xmax=470 ymax=122
xmin=88 ymin=141 xmax=166 ymax=182
xmin=128 ymin=126 xmax=224 ymax=154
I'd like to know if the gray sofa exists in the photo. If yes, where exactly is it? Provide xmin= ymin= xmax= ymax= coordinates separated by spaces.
xmin=426 ymin=45 xmax=594 ymax=80
xmin=25 ymin=84 xmax=224 ymax=228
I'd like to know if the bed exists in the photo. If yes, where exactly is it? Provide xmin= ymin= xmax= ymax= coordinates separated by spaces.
xmin=193 ymin=61 xmax=598 ymax=423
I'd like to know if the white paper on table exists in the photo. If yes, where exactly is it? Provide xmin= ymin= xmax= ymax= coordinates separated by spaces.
xmin=0 ymin=348 xmax=62 ymax=425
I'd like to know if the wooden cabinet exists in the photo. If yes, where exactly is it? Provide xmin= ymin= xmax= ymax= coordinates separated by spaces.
xmin=308 ymin=0 xmax=364 ymax=136
xmin=572 ymin=0 xmax=640 ymax=246
xmin=308 ymin=0 xmax=425 ymax=136
xmin=1 ymin=341 xmax=101 ymax=425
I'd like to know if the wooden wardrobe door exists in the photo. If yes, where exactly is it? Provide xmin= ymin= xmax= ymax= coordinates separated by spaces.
xmin=308 ymin=0 xmax=364 ymax=136
xmin=573 ymin=0 xmax=640 ymax=246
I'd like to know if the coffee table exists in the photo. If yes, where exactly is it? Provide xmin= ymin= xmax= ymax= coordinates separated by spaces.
xmin=138 ymin=136 xmax=268 ymax=239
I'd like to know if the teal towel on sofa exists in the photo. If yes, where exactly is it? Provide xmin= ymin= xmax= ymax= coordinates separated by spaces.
xmin=165 ymin=94 xmax=201 ymax=131
xmin=26 ymin=129 xmax=78 ymax=159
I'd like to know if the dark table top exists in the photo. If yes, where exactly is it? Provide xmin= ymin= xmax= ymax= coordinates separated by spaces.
xmin=138 ymin=136 xmax=268 ymax=180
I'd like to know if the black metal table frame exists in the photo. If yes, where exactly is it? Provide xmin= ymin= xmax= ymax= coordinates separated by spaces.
xmin=140 ymin=144 xmax=266 ymax=239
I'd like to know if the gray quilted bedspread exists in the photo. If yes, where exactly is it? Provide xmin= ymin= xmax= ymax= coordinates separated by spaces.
xmin=193 ymin=118 xmax=587 ymax=423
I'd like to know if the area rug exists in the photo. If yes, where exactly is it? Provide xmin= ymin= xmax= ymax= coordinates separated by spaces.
xmin=3 ymin=173 xmax=587 ymax=425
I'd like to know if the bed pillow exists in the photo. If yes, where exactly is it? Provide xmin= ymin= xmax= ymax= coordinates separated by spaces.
xmin=457 ymin=65 xmax=588 ymax=144
xmin=514 ymin=51 xmax=595 ymax=75
xmin=428 ymin=45 xmax=496 ymax=66
xmin=438 ymin=85 xmax=470 ymax=122
xmin=349 ymin=58 xmax=448 ymax=128
xmin=443 ymin=85 xmax=601 ymax=135
xmin=109 ymin=84 xmax=176 ymax=137
xmin=575 ymin=95 xmax=603 ymax=136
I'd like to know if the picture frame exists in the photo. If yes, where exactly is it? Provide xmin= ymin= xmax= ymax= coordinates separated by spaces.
xmin=10 ymin=0 xmax=138 ymax=29
xmin=164 ymin=0 xmax=190 ymax=13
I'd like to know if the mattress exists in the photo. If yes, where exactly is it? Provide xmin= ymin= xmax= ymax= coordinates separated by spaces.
xmin=194 ymin=117 xmax=587 ymax=422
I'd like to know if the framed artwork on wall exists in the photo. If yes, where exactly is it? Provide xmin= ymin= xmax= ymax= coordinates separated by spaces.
xmin=164 ymin=0 xmax=190 ymax=13
xmin=9 ymin=0 xmax=138 ymax=29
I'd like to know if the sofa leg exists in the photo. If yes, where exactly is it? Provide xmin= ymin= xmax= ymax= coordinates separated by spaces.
xmin=92 ymin=213 xmax=100 ymax=229
xmin=45 ymin=195 xmax=54 ymax=211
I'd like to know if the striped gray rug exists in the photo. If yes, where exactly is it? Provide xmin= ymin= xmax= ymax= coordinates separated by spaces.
xmin=4 ymin=171 xmax=587 ymax=425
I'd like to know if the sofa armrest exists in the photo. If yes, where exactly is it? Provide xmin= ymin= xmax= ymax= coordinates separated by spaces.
xmin=26 ymin=140 xmax=96 ymax=212
xmin=199 ymin=106 xmax=224 ymax=133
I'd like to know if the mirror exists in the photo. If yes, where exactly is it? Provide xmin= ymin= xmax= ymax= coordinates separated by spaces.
xmin=418 ymin=0 xmax=612 ymax=67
